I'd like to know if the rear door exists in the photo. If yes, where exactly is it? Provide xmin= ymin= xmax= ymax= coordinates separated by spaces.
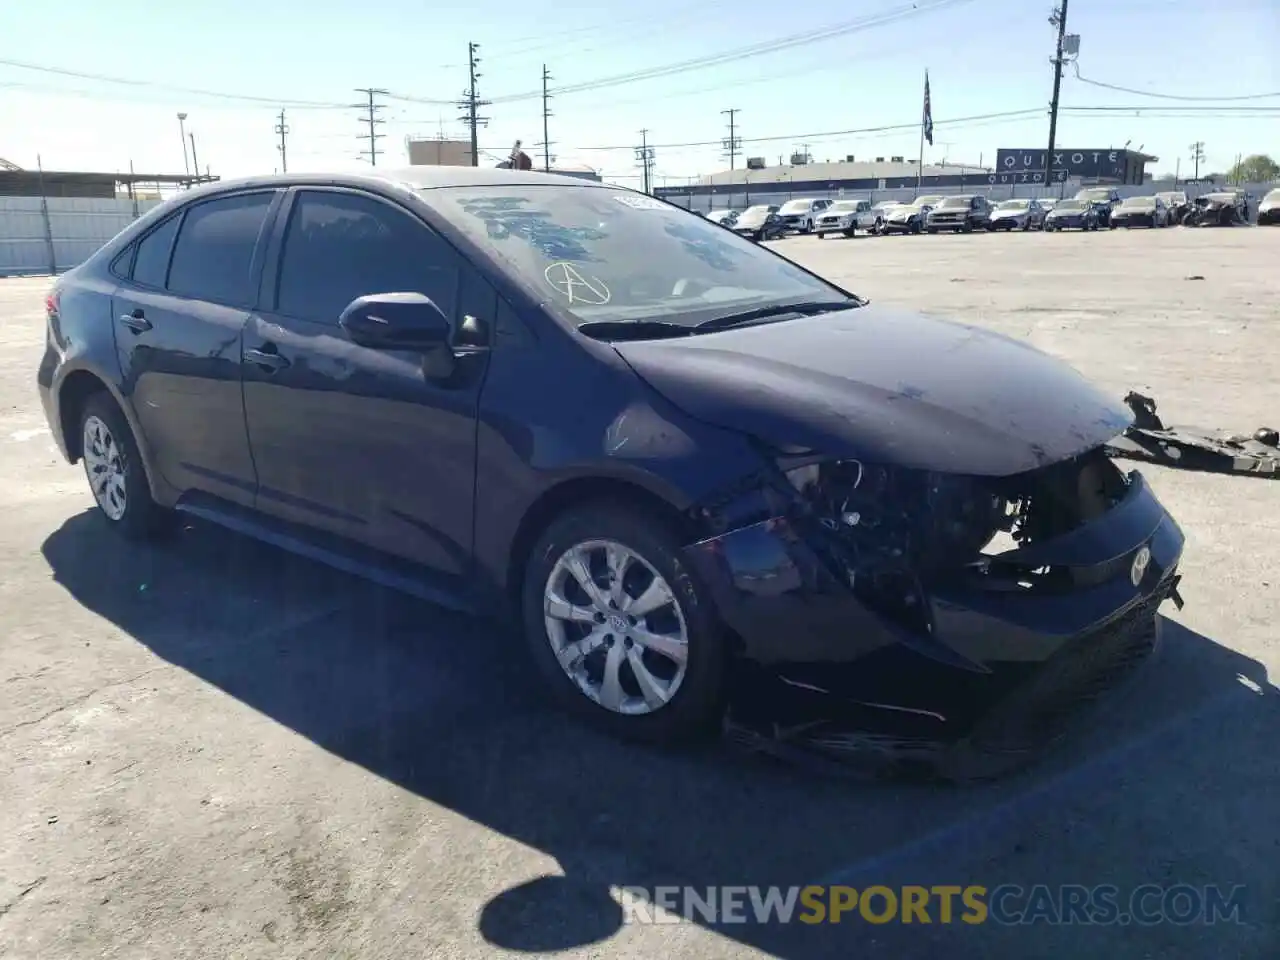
xmin=111 ymin=190 xmax=280 ymax=506
xmin=241 ymin=187 xmax=491 ymax=574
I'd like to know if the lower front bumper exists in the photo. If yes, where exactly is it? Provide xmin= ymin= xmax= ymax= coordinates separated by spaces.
xmin=686 ymin=469 xmax=1185 ymax=778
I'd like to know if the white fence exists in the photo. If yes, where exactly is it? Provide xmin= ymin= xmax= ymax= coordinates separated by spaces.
xmin=0 ymin=196 xmax=161 ymax=277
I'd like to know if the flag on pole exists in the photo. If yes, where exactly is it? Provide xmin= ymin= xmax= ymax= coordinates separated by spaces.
xmin=923 ymin=71 xmax=934 ymax=146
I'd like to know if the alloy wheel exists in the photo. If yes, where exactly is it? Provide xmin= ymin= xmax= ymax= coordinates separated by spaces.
xmin=82 ymin=415 xmax=127 ymax=521
xmin=543 ymin=538 xmax=689 ymax=715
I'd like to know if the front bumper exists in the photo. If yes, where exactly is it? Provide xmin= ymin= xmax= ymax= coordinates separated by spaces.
xmin=926 ymin=215 xmax=969 ymax=230
xmin=989 ymin=216 xmax=1028 ymax=229
xmin=814 ymin=217 xmax=852 ymax=232
xmin=779 ymin=216 xmax=809 ymax=231
xmin=1258 ymin=208 xmax=1280 ymax=225
xmin=1112 ymin=213 xmax=1156 ymax=227
xmin=881 ymin=218 xmax=918 ymax=233
xmin=686 ymin=468 xmax=1184 ymax=778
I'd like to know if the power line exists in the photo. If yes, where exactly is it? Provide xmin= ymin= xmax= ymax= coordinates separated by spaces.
xmin=457 ymin=42 xmax=491 ymax=167
xmin=1071 ymin=64 xmax=1280 ymax=102
xmin=571 ymin=108 xmax=1046 ymax=152
xmin=0 ymin=56 xmax=352 ymax=108
xmin=721 ymin=108 xmax=741 ymax=170
xmin=275 ymin=108 xmax=289 ymax=173
xmin=486 ymin=0 xmax=974 ymax=104
xmin=354 ymin=88 xmax=388 ymax=166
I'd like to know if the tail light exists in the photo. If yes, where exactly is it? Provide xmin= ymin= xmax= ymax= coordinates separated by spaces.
xmin=45 ymin=289 xmax=60 ymax=320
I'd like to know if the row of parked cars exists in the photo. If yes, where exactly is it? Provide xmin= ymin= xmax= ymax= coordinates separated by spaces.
xmin=702 ymin=186 xmax=1280 ymax=241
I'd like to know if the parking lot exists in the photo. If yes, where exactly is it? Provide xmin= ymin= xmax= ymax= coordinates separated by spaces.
xmin=2 ymin=227 xmax=1278 ymax=959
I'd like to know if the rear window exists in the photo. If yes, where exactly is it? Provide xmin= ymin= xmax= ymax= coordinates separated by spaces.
xmin=131 ymin=216 xmax=180 ymax=288
xmin=167 ymin=193 xmax=274 ymax=305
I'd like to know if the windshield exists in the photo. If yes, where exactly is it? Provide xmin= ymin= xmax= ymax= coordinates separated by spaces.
xmin=778 ymin=199 xmax=815 ymax=214
xmin=1077 ymin=189 xmax=1113 ymax=203
xmin=915 ymin=196 xmax=944 ymax=206
xmin=705 ymin=210 xmax=735 ymax=222
xmin=1265 ymin=189 xmax=1280 ymax=203
xmin=1054 ymin=200 xmax=1084 ymax=211
xmin=829 ymin=200 xmax=860 ymax=212
xmin=996 ymin=200 xmax=1030 ymax=210
xmin=1121 ymin=197 xmax=1156 ymax=208
xmin=432 ymin=185 xmax=849 ymax=328
xmin=939 ymin=196 xmax=971 ymax=208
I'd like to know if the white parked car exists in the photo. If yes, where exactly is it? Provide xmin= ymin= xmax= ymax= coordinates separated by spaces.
xmin=775 ymin=197 xmax=832 ymax=233
xmin=813 ymin=199 xmax=879 ymax=238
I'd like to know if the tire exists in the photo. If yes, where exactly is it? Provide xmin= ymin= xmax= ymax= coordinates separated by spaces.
xmin=520 ymin=501 xmax=726 ymax=744
xmin=78 ymin=392 xmax=171 ymax=540
xmin=927 ymin=227 xmax=938 ymax=234
xmin=843 ymin=228 xmax=856 ymax=238
xmin=816 ymin=232 xmax=826 ymax=239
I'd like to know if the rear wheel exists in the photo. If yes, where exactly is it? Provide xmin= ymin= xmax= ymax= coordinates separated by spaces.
xmin=521 ymin=503 xmax=726 ymax=744
xmin=78 ymin=392 xmax=170 ymax=540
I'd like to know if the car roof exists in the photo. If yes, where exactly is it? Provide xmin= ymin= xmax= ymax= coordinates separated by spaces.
xmin=177 ymin=166 xmax=613 ymax=202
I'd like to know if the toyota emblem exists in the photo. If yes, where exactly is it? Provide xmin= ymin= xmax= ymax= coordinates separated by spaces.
xmin=1130 ymin=546 xmax=1152 ymax=587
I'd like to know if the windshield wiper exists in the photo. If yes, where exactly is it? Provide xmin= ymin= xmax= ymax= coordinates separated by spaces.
xmin=576 ymin=318 xmax=693 ymax=341
xmin=693 ymin=298 xmax=863 ymax=333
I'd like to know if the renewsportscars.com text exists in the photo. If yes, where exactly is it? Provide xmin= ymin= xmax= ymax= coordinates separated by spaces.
xmin=614 ymin=884 xmax=1246 ymax=926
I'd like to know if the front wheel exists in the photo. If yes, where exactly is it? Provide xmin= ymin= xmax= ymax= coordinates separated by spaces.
xmin=521 ymin=503 xmax=726 ymax=744
xmin=817 ymin=232 xmax=826 ymax=239
xmin=79 ymin=392 xmax=170 ymax=540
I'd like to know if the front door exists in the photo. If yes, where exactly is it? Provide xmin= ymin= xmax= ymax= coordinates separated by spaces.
xmin=241 ymin=187 xmax=490 ymax=575
xmin=111 ymin=190 xmax=279 ymax=507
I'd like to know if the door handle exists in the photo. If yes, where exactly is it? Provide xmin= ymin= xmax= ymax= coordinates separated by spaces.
xmin=244 ymin=346 xmax=290 ymax=372
xmin=119 ymin=310 xmax=152 ymax=333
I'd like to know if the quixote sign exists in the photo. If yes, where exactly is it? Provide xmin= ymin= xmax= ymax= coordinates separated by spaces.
xmin=995 ymin=148 xmax=1130 ymax=181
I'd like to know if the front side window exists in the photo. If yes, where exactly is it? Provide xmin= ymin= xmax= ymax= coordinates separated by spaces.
xmin=167 ymin=193 xmax=273 ymax=305
xmin=131 ymin=215 xmax=181 ymax=289
xmin=432 ymin=185 xmax=850 ymax=328
xmin=275 ymin=190 xmax=460 ymax=324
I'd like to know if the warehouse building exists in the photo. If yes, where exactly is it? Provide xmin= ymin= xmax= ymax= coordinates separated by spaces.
xmin=654 ymin=146 xmax=1156 ymax=210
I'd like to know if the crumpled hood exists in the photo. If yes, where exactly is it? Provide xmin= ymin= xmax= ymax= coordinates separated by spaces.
xmin=887 ymin=208 xmax=921 ymax=221
xmin=613 ymin=305 xmax=1132 ymax=477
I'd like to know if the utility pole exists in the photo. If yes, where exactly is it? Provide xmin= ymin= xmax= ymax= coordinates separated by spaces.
xmin=634 ymin=130 xmax=656 ymax=194
xmin=354 ymin=88 xmax=388 ymax=166
xmin=458 ymin=42 xmax=491 ymax=167
xmin=274 ymin=109 xmax=289 ymax=173
xmin=1189 ymin=141 xmax=1205 ymax=180
xmin=721 ymin=108 xmax=741 ymax=170
xmin=541 ymin=65 xmax=554 ymax=172
xmin=188 ymin=133 xmax=201 ymax=182
xmin=1043 ymin=0 xmax=1070 ymax=190
xmin=177 ymin=113 xmax=190 ymax=175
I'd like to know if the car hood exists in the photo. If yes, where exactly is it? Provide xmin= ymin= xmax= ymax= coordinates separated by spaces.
xmin=887 ymin=208 xmax=922 ymax=220
xmin=991 ymin=209 xmax=1028 ymax=219
xmin=612 ymin=305 xmax=1131 ymax=477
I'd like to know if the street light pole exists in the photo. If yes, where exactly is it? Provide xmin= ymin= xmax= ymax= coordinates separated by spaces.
xmin=177 ymin=113 xmax=190 ymax=175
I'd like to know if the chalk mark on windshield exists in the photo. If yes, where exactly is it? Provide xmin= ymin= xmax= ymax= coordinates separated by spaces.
xmin=456 ymin=196 xmax=608 ymax=262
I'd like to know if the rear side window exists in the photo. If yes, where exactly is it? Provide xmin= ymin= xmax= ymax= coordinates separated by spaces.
xmin=275 ymin=190 xmax=460 ymax=324
xmin=131 ymin=215 xmax=180 ymax=289
xmin=167 ymin=193 xmax=274 ymax=305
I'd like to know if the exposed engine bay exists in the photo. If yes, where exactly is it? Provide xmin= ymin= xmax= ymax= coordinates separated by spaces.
xmin=776 ymin=447 xmax=1136 ymax=631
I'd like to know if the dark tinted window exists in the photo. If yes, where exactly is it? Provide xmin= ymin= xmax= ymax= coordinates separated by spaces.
xmin=167 ymin=193 xmax=273 ymax=304
xmin=276 ymin=190 xmax=459 ymax=324
xmin=131 ymin=215 xmax=180 ymax=288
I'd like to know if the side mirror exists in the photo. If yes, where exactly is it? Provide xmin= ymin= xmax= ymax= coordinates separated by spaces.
xmin=339 ymin=292 xmax=451 ymax=351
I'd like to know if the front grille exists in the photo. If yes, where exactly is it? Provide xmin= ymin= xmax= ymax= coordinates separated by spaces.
xmin=962 ymin=579 xmax=1173 ymax=756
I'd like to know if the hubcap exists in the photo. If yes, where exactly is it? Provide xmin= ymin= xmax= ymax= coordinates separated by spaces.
xmin=82 ymin=415 xmax=127 ymax=521
xmin=543 ymin=538 xmax=689 ymax=716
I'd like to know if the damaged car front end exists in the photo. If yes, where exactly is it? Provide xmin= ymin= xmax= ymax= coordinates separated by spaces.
xmin=685 ymin=448 xmax=1182 ymax=780
xmin=616 ymin=308 xmax=1186 ymax=780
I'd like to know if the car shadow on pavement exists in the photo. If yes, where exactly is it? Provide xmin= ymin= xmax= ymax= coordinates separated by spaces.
xmin=41 ymin=510 xmax=1280 ymax=959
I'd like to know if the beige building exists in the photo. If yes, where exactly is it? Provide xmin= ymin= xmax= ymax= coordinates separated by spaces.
xmin=406 ymin=138 xmax=474 ymax=167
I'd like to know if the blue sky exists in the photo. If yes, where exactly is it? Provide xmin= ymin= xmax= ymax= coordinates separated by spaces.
xmin=1 ymin=0 xmax=1276 ymax=185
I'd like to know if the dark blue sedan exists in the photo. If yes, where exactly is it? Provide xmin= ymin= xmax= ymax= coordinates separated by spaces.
xmin=36 ymin=168 xmax=1184 ymax=778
